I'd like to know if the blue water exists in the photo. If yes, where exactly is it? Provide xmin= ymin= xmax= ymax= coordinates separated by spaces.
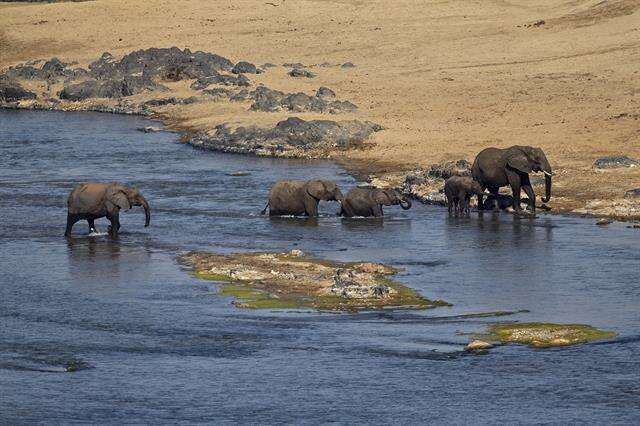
xmin=1 ymin=109 xmax=639 ymax=424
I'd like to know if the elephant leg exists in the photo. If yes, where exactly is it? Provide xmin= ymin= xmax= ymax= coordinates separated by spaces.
xmin=87 ymin=218 xmax=96 ymax=233
xmin=372 ymin=204 xmax=384 ymax=218
xmin=107 ymin=212 xmax=120 ymax=237
xmin=488 ymin=187 xmax=500 ymax=211
xmin=65 ymin=213 xmax=80 ymax=237
xmin=506 ymin=171 xmax=522 ymax=211
xmin=303 ymin=195 xmax=319 ymax=217
xmin=521 ymin=175 xmax=536 ymax=212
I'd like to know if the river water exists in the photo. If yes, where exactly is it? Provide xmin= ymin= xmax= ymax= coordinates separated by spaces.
xmin=1 ymin=109 xmax=639 ymax=424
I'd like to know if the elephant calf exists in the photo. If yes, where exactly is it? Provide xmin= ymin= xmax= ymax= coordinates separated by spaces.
xmin=261 ymin=179 xmax=343 ymax=216
xmin=444 ymin=176 xmax=485 ymax=214
xmin=339 ymin=187 xmax=411 ymax=217
xmin=65 ymin=183 xmax=150 ymax=237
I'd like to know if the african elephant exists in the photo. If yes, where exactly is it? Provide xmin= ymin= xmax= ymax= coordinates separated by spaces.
xmin=471 ymin=145 xmax=552 ymax=212
xmin=339 ymin=187 xmax=411 ymax=217
xmin=444 ymin=176 xmax=485 ymax=214
xmin=65 ymin=183 xmax=150 ymax=237
xmin=261 ymin=179 xmax=344 ymax=216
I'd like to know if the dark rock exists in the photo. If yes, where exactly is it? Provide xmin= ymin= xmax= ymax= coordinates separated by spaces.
xmin=261 ymin=63 xmax=277 ymax=69
xmin=0 ymin=75 xmax=37 ymax=102
xmin=249 ymin=86 xmax=356 ymax=114
xmin=190 ymin=71 xmax=250 ymax=90
xmin=59 ymin=75 xmax=164 ymax=101
xmin=142 ymin=97 xmax=179 ymax=106
xmin=316 ymin=86 xmax=336 ymax=99
xmin=288 ymin=69 xmax=316 ymax=78
xmin=89 ymin=47 xmax=234 ymax=81
xmin=624 ymin=188 xmax=640 ymax=198
xmin=341 ymin=62 xmax=356 ymax=68
xmin=229 ymin=89 xmax=250 ymax=102
xmin=3 ymin=64 xmax=47 ymax=80
xmin=181 ymin=96 xmax=199 ymax=104
xmin=187 ymin=117 xmax=382 ymax=157
xmin=594 ymin=156 xmax=640 ymax=169
xmin=41 ymin=57 xmax=69 ymax=78
xmin=596 ymin=218 xmax=613 ymax=226
xmin=232 ymin=61 xmax=260 ymax=74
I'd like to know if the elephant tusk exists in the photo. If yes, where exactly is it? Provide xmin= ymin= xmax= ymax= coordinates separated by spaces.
xmin=543 ymin=171 xmax=552 ymax=177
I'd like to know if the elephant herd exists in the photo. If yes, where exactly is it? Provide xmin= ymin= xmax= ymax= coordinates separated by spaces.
xmin=64 ymin=145 xmax=551 ymax=236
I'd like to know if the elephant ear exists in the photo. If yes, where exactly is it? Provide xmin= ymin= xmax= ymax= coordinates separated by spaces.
xmin=305 ymin=180 xmax=326 ymax=199
xmin=506 ymin=150 xmax=532 ymax=173
xmin=106 ymin=187 xmax=131 ymax=210
xmin=373 ymin=189 xmax=392 ymax=205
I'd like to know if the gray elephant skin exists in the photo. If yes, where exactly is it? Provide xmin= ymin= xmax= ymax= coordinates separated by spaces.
xmin=261 ymin=179 xmax=343 ymax=216
xmin=444 ymin=176 xmax=485 ymax=214
xmin=65 ymin=183 xmax=150 ymax=237
xmin=472 ymin=145 xmax=552 ymax=212
xmin=339 ymin=187 xmax=411 ymax=217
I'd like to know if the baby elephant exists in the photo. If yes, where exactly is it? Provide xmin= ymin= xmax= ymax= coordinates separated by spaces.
xmin=444 ymin=176 xmax=485 ymax=214
xmin=339 ymin=187 xmax=411 ymax=217
xmin=261 ymin=179 xmax=343 ymax=216
xmin=65 ymin=183 xmax=150 ymax=237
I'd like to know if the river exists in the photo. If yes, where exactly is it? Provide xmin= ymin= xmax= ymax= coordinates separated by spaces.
xmin=1 ymin=109 xmax=639 ymax=424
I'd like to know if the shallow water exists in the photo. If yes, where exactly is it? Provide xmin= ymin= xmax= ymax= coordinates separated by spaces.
xmin=1 ymin=110 xmax=639 ymax=424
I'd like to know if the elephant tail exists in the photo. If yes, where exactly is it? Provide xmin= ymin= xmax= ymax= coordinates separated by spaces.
xmin=260 ymin=201 xmax=269 ymax=215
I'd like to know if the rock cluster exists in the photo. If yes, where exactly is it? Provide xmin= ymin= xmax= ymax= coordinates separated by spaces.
xmin=594 ymin=156 xmax=639 ymax=169
xmin=0 ymin=75 xmax=36 ymax=102
xmin=248 ymin=85 xmax=356 ymax=113
xmin=187 ymin=117 xmax=382 ymax=158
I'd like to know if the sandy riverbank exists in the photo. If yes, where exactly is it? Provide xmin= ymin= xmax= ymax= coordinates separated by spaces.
xmin=1 ymin=0 xmax=639 ymax=218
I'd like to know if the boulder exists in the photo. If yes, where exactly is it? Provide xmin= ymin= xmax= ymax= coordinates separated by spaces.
xmin=465 ymin=340 xmax=493 ymax=351
xmin=232 ymin=61 xmax=260 ymax=74
xmin=0 ymin=76 xmax=37 ymax=102
xmin=594 ymin=156 xmax=639 ymax=169
xmin=624 ymin=188 xmax=640 ymax=198
xmin=341 ymin=62 xmax=356 ymax=68
xmin=316 ymin=86 xmax=336 ymax=99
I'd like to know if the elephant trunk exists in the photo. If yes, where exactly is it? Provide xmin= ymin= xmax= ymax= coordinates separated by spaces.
xmin=542 ymin=172 xmax=552 ymax=203
xmin=334 ymin=189 xmax=344 ymax=203
xmin=400 ymin=197 xmax=412 ymax=210
xmin=141 ymin=197 xmax=151 ymax=227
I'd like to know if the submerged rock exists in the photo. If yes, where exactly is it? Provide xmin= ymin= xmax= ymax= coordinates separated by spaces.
xmin=465 ymin=340 xmax=493 ymax=351
xmin=187 ymin=117 xmax=382 ymax=158
xmin=594 ymin=156 xmax=639 ymax=169
xmin=180 ymin=251 xmax=448 ymax=311
xmin=483 ymin=323 xmax=616 ymax=348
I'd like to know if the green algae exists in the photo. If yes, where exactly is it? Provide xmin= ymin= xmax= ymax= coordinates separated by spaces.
xmin=483 ymin=322 xmax=617 ymax=348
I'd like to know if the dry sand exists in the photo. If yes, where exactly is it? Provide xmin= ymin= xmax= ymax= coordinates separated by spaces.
xmin=1 ymin=0 xmax=639 ymax=215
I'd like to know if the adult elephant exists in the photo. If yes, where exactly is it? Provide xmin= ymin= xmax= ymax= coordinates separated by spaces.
xmin=472 ymin=145 xmax=552 ymax=212
xmin=65 ymin=183 xmax=150 ymax=237
xmin=339 ymin=187 xmax=411 ymax=217
xmin=261 ymin=179 xmax=344 ymax=216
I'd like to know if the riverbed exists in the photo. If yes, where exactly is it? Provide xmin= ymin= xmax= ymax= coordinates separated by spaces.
xmin=1 ymin=110 xmax=639 ymax=423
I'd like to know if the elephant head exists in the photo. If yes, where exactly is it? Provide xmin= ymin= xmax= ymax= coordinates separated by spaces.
xmin=306 ymin=180 xmax=344 ymax=203
xmin=372 ymin=188 xmax=412 ymax=210
xmin=505 ymin=146 xmax=552 ymax=203
xmin=106 ymin=185 xmax=151 ymax=226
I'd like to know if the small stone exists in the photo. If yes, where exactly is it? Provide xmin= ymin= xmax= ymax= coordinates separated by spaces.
xmin=465 ymin=340 xmax=493 ymax=351
xmin=596 ymin=218 xmax=613 ymax=226
xmin=137 ymin=126 xmax=162 ymax=133
xmin=288 ymin=68 xmax=316 ymax=78
xmin=340 ymin=62 xmax=356 ymax=68
xmin=315 ymin=86 xmax=336 ymax=99
xmin=290 ymin=249 xmax=304 ymax=257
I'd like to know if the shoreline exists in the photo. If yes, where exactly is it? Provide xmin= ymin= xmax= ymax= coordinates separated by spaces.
xmin=3 ymin=102 xmax=638 ymax=223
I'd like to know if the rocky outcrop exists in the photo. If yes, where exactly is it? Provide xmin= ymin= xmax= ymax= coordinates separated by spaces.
xmin=59 ymin=75 xmax=166 ymax=101
xmin=248 ymin=86 xmax=357 ymax=113
xmin=180 ymin=250 xmax=448 ymax=311
xmin=187 ymin=117 xmax=382 ymax=158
